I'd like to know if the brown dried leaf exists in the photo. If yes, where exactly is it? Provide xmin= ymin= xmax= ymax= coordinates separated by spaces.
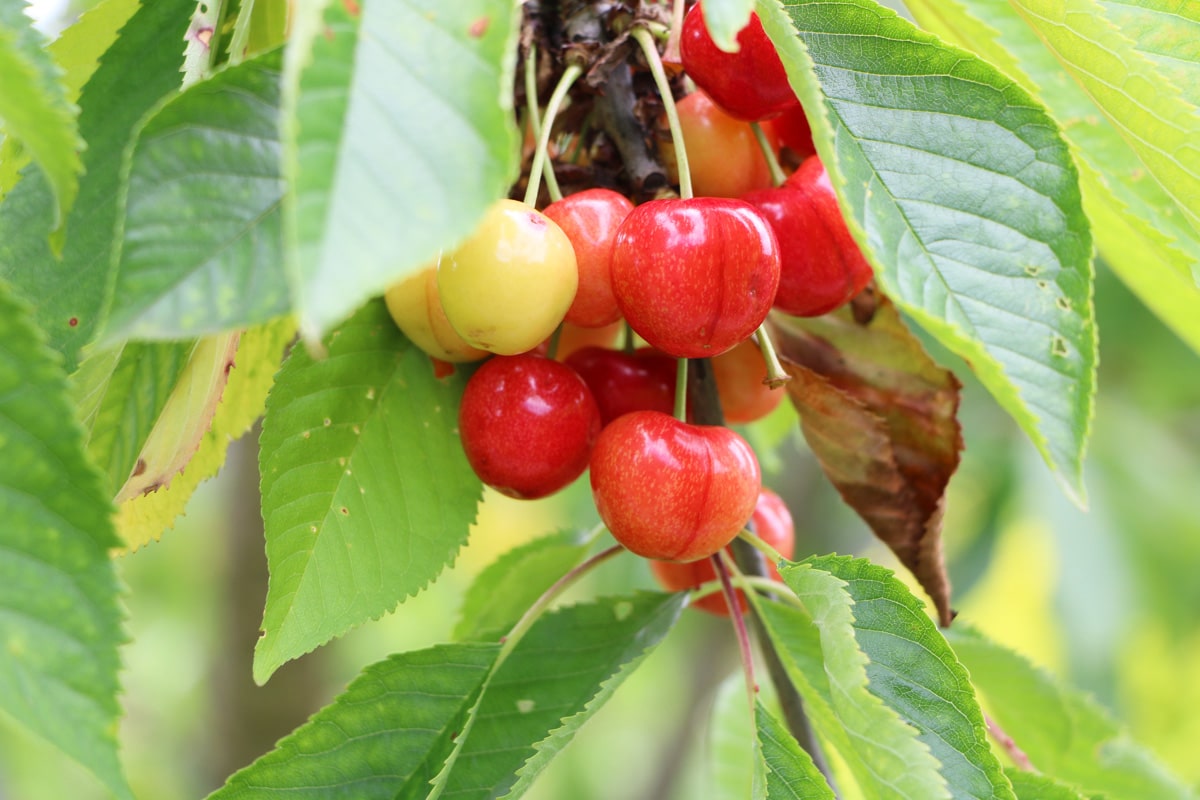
xmin=772 ymin=297 xmax=962 ymax=625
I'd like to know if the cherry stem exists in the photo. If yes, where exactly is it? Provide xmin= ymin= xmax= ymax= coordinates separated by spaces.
xmin=985 ymin=712 xmax=1035 ymax=772
xmin=632 ymin=26 xmax=693 ymax=200
xmin=662 ymin=0 xmax=686 ymax=64
xmin=674 ymin=357 xmax=689 ymax=421
xmin=738 ymin=526 xmax=786 ymax=565
xmin=751 ymin=121 xmax=788 ymax=187
xmin=755 ymin=322 xmax=791 ymax=390
xmin=524 ymin=45 xmax=564 ymax=203
xmin=714 ymin=551 xmax=759 ymax=710
xmin=623 ymin=322 xmax=636 ymax=354
xmin=546 ymin=324 xmax=564 ymax=361
xmin=524 ymin=62 xmax=582 ymax=207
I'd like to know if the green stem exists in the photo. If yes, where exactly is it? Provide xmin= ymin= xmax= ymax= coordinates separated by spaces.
xmin=755 ymin=323 xmax=791 ymax=389
xmin=632 ymin=26 xmax=693 ymax=200
xmin=737 ymin=526 xmax=786 ymax=564
xmin=662 ymin=0 xmax=687 ymax=63
xmin=546 ymin=324 xmax=564 ymax=361
xmin=524 ymin=63 xmax=582 ymax=207
xmin=674 ymin=357 xmax=689 ymax=421
xmin=524 ymin=46 xmax=564 ymax=203
xmin=751 ymin=121 xmax=787 ymax=187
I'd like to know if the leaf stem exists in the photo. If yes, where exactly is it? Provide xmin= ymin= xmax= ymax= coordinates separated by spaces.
xmin=633 ymin=26 xmax=693 ymax=200
xmin=751 ymin=121 xmax=788 ymax=187
xmin=715 ymin=551 xmax=758 ymax=704
xmin=674 ymin=357 xmax=689 ymax=421
xmin=524 ymin=62 xmax=582 ymax=207
xmin=524 ymin=45 xmax=564 ymax=203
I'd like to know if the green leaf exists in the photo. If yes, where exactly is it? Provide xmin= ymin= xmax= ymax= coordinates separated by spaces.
xmin=208 ymin=642 xmax=500 ymax=799
xmin=436 ymin=592 xmax=684 ymax=800
xmin=453 ymin=529 xmax=592 ymax=642
xmin=0 ymin=0 xmax=194 ymax=371
xmin=698 ymin=0 xmax=757 ymax=51
xmin=757 ymin=700 xmax=836 ymax=800
xmin=105 ymin=48 xmax=287 ymax=340
xmin=1096 ymin=0 xmax=1200 ymax=108
xmin=756 ymin=580 xmax=948 ymax=799
xmin=0 ymin=282 xmax=131 ymax=800
xmin=281 ymin=0 xmax=520 ymax=344
xmin=709 ymin=675 xmax=757 ymax=800
xmin=1007 ymin=0 xmax=1200 ymax=235
xmin=115 ymin=317 xmax=294 ymax=551
xmin=0 ymin=0 xmax=138 ymax=199
xmin=759 ymin=0 xmax=1097 ymax=503
xmin=945 ymin=624 xmax=1194 ymax=800
xmin=1006 ymin=768 xmax=1088 ymax=800
xmin=0 ymin=0 xmax=82 ymax=236
xmin=902 ymin=0 xmax=1200 ymax=355
xmin=255 ymin=300 xmax=481 ymax=683
xmin=72 ymin=341 xmax=194 ymax=497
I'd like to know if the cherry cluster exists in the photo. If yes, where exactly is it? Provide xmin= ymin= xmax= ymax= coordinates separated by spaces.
xmin=384 ymin=3 xmax=869 ymax=614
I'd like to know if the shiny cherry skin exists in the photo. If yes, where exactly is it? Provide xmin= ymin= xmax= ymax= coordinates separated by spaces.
xmin=384 ymin=263 xmax=488 ymax=363
xmin=650 ymin=488 xmax=795 ymax=615
xmin=610 ymin=198 xmax=780 ymax=358
xmin=543 ymin=189 xmax=634 ymax=329
xmin=438 ymin=199 xmax=578 ymax=355
xmin=674 ymin=90 xmax=774 ymax=199
xmin=765 ymin=103 xmax=816 ymax=160
xmin=459 ymin=354 xmax=601 ymax=500
xmin=564 ymin=346 xmax=678 ymax=426
xmin=679 ymin=4 xmax=796 ymax=121
xmin=590 ymin=411 xmax=762 ymax=562
xmin=742 ymin=156 xmax=873 ymax=317
xmin=711 ymin=338 xmax=783 ymax=424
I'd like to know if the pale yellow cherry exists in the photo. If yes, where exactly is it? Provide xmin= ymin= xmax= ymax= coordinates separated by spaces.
xmin=384 ymin=261 xmax=488 ymax=363
xmin=437 ymin=199 xmax=578 ymax=356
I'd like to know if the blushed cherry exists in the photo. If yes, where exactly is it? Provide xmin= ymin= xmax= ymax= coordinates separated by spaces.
xmin=564 ymin=346 xmax=678 ymax=425
xmin=673 ymin=90 xmax=774 ymax=199
xmin=543 ymin=188 xmax=634 ymax=329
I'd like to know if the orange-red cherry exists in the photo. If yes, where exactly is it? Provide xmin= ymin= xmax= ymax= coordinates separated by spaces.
xmin=543 ymin=188 xmax=634 ymax=329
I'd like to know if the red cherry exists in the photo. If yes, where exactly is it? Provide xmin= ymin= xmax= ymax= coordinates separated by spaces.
xmin=742 ymin=156 xmax=873 ymax=317
xmin=764 ymin=103 xmax=816 ymax=160
xmin=459 ymin=354 xmax=601 ymax=499
xmin=610 ymin=198 xmax=781 ymax=358
xmin=650 ymin=488 xmax=795 ymax=615
xmin=543 ymin=188 xmax=634 ymax=329
xmin=711 ymin=337 xmax=783 ymax=424
xmin=590 ymin=411 xmax=762 ymax=562
xmin=564 ymin=346 xmax=678 ymax=426
xmin=679 ymin=4 xmax=797 ymax=121
xmin=674 ymin=90 xmax=774 ymax=199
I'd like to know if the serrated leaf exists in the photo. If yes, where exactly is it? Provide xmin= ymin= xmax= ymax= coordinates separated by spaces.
xmin=946 ymin=624 xmax=1193 ymax=800
xmin=113 ymin=332 xmax=239 ymax=503
xmin=903 ymin=0 xmax=1200 ymax=355
xmin=72 ymin=340 xmax=194 ymax=497
xmin=698 ymin=0 xmax=757 ymax=51
xmin=115 ymin=317 xmax=294 ymax=551
xmin=709 ymin=675 xmax=757 ymax=800
xmin=756 ymin=575 xmax=948 ymax=799
xmin=208 ymin=642 xmax=500 ymax=800
xmin=0 ymin=0 xmax=193 ymax=371
xmin=757 ymin=700 xmax=836 ymax=800
xmin=282 ymin=0 xmax=520 ymax=343
xmin=0 ymin=283 xmax=131 ymax=800
xmin=255 ymin=300 xmax=481 ymax=683
xmin=772 ymin=297 xmax=962 ymax=625
xmin=436 ymin=592 xmax=685 ymax=800
xmin=104 ymin=47 xmax=287 ymax=341
xmin=0 ymin=0 xmax=138 ymax=198
xmin=1006 ymin=768 xmax=1088 ymax=800
xmin=453 ymin=529 xmax=592 ymax=642
xmin=0 ymin=0 xmax=82 ymax=235
xmin=1096 ymin=0 xmax=1200 ymax=108
xmin=1007 ymin=0 xmax=1200 ymax=234
xmin=759 ymin=0 xmax=1097 ymax=503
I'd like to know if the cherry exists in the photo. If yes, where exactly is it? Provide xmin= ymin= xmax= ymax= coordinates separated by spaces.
xmin=554 ymin=320 xmax=623 ymax=360
xmin=673 ymin=90 xmax=774 ymax=199
xmin=590 ymin=410 xmax=761 ymax=562
xmin=650 ymin=488 xmax=795 ymax=616
xmin=543 ymin=188 xmax=634 ymax=329
xmin=610 ymin=198 xmax=780 ymax=358
xmin=765 ymin=103 xmax=816 ymax=160
xmin=742 ymin=156 xmax=873 ymax=317
xmin=679 ymin=4 xmax=797 ymax=121
xmin=711 ymin=337 xmax=783 ymax=424
xmin=384 ymin=263 xmax=489 ymax=363
xmin=459 ymin=354 xmax=601 ymax=500
xmin=564 ymin=346 xmax=678 ymax=425
xmin=438 ymin=199 xmax=578 ymax=355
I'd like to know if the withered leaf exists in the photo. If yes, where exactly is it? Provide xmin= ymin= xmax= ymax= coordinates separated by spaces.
xmin=771 ymin=297 xmax=962 ymax=626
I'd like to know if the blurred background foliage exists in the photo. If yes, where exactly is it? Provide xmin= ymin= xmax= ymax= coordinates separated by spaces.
xmin=1 ymin=258 xmax=1196 ymax=799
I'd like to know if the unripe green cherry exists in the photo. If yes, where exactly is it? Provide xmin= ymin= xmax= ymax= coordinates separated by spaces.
xmin=438 ymin=199 xmax=579 ymax=356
